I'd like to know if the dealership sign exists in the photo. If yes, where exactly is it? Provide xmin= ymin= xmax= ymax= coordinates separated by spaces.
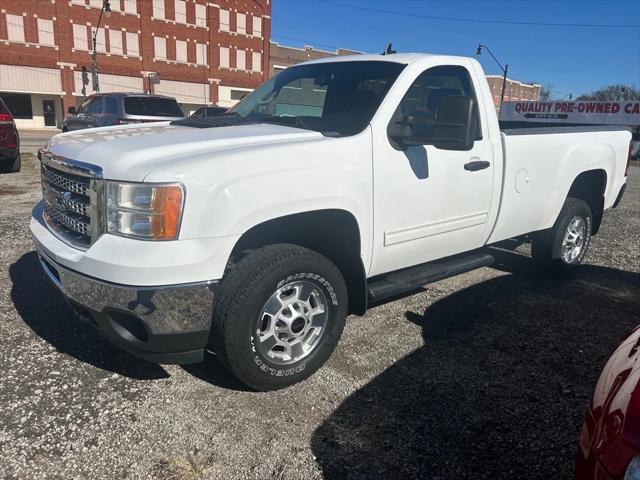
xmin=501 ymin=101 xmax=640 ymax=125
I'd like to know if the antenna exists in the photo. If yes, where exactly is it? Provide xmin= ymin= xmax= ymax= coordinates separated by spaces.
xmin=381 ymin=43 xmax=396 ymax=55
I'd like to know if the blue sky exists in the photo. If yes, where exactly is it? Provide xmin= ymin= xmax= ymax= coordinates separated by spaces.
xmin=272 ymin=0 xmax=640 ymax=98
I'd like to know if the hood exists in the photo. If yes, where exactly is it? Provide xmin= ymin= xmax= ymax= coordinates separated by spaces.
xmin=46 ymin=122 xmax=324 ymax=181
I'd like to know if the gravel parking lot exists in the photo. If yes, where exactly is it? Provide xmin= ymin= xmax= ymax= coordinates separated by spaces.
xmin=1 ymin=156 xmax=638 ymax=480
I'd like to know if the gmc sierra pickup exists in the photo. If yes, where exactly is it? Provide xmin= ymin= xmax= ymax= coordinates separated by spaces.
xmin=31 ymin=53 xmax=632 ymax=390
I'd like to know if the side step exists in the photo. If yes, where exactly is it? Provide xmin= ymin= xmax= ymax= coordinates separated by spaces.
xmin=367 ymin=251 xmax=495 ymax=304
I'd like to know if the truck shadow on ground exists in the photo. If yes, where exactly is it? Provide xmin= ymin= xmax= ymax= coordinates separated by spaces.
xmin=10 ymin=252 xmax=169 ymax=380
xmin=311 ymin=250 xmax=640 ymax=479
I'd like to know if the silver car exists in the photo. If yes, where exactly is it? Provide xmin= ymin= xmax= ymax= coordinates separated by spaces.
xmin=63 ymin=93 xmax=185 ymax=132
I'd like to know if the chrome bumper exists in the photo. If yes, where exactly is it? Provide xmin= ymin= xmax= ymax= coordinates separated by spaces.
xmin=36 ymin=249 xmax=217 ymax=364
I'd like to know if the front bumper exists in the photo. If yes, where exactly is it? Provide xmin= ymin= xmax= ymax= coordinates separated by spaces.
xmin=36 ymin=248 xmax=217 ymax=364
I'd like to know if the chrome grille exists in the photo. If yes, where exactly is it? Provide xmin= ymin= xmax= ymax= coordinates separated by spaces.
xmin=42 ymin=167 xmax=90 ymax=196
xmin=39 ymin=152 xmax=104 ymax=249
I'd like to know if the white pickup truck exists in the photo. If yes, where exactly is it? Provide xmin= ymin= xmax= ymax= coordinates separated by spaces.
xmin=31 ymin=53 xmax=631 ymax=390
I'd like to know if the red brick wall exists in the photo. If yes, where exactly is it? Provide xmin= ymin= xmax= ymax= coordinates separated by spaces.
xmin=0 ymin=0 xmax=271 ymax=109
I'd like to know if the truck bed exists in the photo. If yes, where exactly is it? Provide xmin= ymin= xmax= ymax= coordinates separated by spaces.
xmin=486 ymin=125 xmax=630 ymax=245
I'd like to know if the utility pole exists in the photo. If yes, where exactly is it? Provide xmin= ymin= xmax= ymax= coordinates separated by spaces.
xmin=476 ymin=44 xmax=508 ymax=118
xmin=92 ymin=1 xmax=112 ymax=93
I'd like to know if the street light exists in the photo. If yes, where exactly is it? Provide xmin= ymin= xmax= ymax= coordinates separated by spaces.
xmin=91 ymin=0 xmax=111 ymax=93
xmin=476 ymin=44 xmax=508 ymax=116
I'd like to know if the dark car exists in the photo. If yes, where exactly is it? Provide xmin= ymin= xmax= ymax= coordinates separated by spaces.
xmin=0 ymin=97 xmax=20 ymax=173
xmin=62 ymin=93 xmax=185 ymax=132
xmin=189 ymin=106 xmax=228 ymax=119
xmin=576 ymin=326 xmax=640 ymax=479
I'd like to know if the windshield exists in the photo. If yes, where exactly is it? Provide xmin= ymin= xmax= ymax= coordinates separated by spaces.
xmin=124 ymin=97 xmax=184 ymax=117
xmin=229 ymin=61 xmax=405 ymax=136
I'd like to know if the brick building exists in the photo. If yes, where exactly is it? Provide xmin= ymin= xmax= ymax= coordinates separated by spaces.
xmin=269 ymin=41 xmax=360 ymax=78
xmin=486 ymin=75 xmax=541 ymax=112
xmin=0 ymin=0 xmax=271 ymax=129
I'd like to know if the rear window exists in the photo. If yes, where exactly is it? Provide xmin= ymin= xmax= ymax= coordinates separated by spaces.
xmin=124 ymin=97 xmax=184 ymax=117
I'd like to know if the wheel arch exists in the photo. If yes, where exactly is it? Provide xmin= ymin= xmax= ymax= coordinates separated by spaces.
xmin=228 ymin=209 xmax=368 ymax=315
xmin=566 ymin=169 xmax=607 ymax=234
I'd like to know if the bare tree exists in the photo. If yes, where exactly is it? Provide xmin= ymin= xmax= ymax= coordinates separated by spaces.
xmin=577 ymin=84 xmax=640 ymax=101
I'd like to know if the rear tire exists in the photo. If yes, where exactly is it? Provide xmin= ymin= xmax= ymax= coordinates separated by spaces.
xmin=0 ymin=153 xmax=20 ymax=173
xmin=210 ymin=244 xmax=348 ymax=391
xmin=532 ymin=197 xmax=592 ymax=276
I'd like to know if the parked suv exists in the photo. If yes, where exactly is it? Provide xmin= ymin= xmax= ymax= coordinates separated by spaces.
xmin=62 ymin=93 xmax=185 ymax=132
xmin=0 ymin=96 xmax=20 ymax=173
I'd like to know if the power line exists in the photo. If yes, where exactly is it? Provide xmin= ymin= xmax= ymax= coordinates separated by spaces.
xmin=317 ymin=0 xmax=640 ymax=29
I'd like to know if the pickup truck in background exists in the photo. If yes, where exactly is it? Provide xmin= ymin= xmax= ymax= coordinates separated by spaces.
xmin=31 ymin=53 xmax=632 ymax=390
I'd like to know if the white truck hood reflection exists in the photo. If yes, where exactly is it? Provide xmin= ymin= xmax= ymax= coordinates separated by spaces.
xmin=47 ymin=122 xmax=324 ymax=181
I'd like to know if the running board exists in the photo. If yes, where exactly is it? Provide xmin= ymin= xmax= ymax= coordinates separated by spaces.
xmin=367 ymin=251 xmax=495 ymax=304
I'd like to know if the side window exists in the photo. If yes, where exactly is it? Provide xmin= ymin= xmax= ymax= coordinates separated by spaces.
xmin=394 ymin=65 xmax=482 ymax=142
xmin=77 ymin=97 xmax=91 ymax=114
xmin=86 ymin=97 xmax=103 ymax=114
xmin=103 ymin=96 xmax=118 ymax=114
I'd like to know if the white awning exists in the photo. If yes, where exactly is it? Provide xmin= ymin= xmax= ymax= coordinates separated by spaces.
xmin=74 ymin=72 xmax=144 ymax=95
xmin=0 ymin=64 xmax=62 ymax=95
xmin=154 ymin=79 xmax=210 ymax=105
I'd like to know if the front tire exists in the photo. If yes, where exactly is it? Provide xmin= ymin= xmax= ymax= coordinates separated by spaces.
xmin=532 ymin=197 xmax=592 ymax=276
xmin=210 ymin=244 xmax=348 ymax=391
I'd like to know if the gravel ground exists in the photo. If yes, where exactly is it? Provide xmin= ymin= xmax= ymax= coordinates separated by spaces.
xmin=0 ymin=156 xmax=638 ymax=480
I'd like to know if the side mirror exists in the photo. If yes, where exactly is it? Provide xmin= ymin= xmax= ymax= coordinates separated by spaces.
xmin=431 ymin=95 xmax=475 ymax=151
xmin=67 ymin=106 xmax=77 ymax=115
xmin=387 ymin=95 xmax=476 ymax=151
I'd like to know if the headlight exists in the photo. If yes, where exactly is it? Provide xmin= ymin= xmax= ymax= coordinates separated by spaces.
xmin=106 ymin=181 xmax=184 ymax=240
xmin=625 ymin=456 xmax=640 ymax=480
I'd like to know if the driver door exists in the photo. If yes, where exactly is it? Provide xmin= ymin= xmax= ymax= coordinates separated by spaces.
xmin=370 ymin=65 xmax=495 ymax=276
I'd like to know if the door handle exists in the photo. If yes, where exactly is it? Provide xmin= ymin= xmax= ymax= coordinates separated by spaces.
xmin=464 ymin=160 xmax=490 ymax=171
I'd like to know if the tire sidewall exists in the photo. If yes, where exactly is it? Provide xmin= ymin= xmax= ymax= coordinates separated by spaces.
xmin=551 ymin=201 xmax=592 ymax=266
xmin=227 ymin=252 xmax=347 ymax=388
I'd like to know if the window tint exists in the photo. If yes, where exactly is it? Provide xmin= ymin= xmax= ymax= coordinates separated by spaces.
xmin=124 ymin=97 xmax=184 ymax=117
xmin=104 ymin=96 xmax=118 ymax=114
xmin=77 ymin=97 xmax=91 ymax=114
xmin=86 ymin=97 xmax=103 ymax=114
xmin=394 ymin=65 xmax=482 ymax=142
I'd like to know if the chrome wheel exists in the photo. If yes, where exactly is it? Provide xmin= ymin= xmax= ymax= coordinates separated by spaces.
xmin=562 ymin=215 xmax=586 ymax=263
xmin=255 ymin=281 xmax=329 ymax=365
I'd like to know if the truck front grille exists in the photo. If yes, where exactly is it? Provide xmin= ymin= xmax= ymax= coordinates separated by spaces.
xmin=39 ymin=153 xmax=104 ymax=249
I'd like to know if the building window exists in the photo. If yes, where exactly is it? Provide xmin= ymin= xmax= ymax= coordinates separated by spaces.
xmin=196 ymin=43 xmax=207 ymax=65
xmin=37 ymin=18 xmax=55 ymax=46
xmin=236 ymin=13 xmax=246 ymax=34
xmin=154 ymin=36 xmax=167 ymax=60
xmin=252 ymin=52 xmax=262 ymax=72
xmin=175 ymin=39 xmax=187 ymax=62
xmin=174 ymin=0 xmax=186 ymax=23
xmin=0 ymin=93 xmax=33 ymax=119
xmin=236 ymin=49 xmax=246 ymax=70
xmin=89 ymin=0 xmax=102 ymax=7
xmin=195 ymin=4 xmax=207 ymax=27
xmin=219 ymin=9 xmax=229 ymax=32
xmin=73 ymin=24 xmax=88 ymax=50
xmin=125 ymin=32 xmax=139 ymax=56
xmin=123 ymin=0 xmax=137 ymax=14
xmin=92 ymin=27 xmax=106 ymax=53
xmin=6 ymin=14 xmax=25 ymax=43
xmin=252 ymin=16 xmax=262 ymax=37
xmin=109 ymin=29 xmax=123 ymax=55
xmin=219 ymin=46 xmax=229 ymax=68
xmin=153 ymin=0 xmax=165 ymax=19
